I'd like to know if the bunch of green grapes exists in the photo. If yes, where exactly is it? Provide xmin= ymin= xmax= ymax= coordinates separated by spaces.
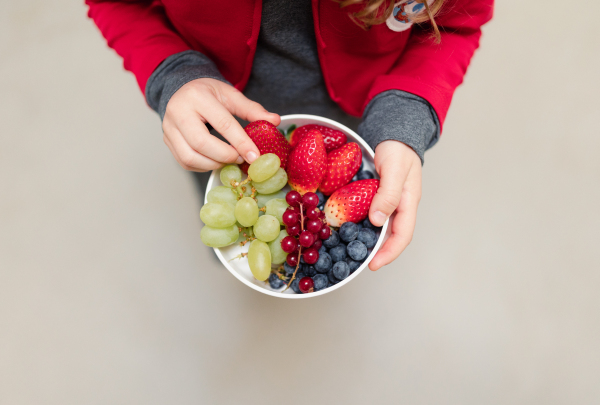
xmin=199 ymin=153 xmax=290 ymax=283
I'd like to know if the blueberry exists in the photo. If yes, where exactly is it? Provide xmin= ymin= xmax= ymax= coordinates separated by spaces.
xmin=327 ymin=269 xmax=339 ymax=284
xmin=357 ymin=170 xmax=374 ymax=180
xmin=318 ymin=204 xmax=325 ymax=211
xmin=332 ymin=261 xmax=350 ymax=280
xmin=357 ymin=228 xmax=378 ymax=248
xmin=269 ymin=273 xmax=285 ymax=289
xmin=300 ymin=254 xmax=306 ymax=264
xmin=304 ymin=265 xmax=317 ymax=277
xmin=313 ymin=274 xmax=328 ymax=291
xmin=347 ymin=240 xmax=368 ymax=261
xmin=362 ymin=218 xmax=376 ymax=230
xmin=323 ymin=230 xmax=340 ymax=248
xmin=363 ymin=217 xmax=375 ymax=229
xmin=329 ymin=244 xmax=347 ymax=262
xmin=359 ymin=160 xmax=364 ymax=171
xmin=367 ymin=248 xmax=373 ymax=257
xmin=283 ymin=262 xmax=296 ymax=277
xmin=318 ymin=245 xmax=328 ymax=255
xmin=357 ymin=222 xmax=363 ymax=229
xmin=339 ymin=222 xmax=359 ymax=242
xmin=346 ymin=258 xmax=361 ymax=273
xmin=315 ymin=191 xmax=326 ymax=206
xmin=290 ymin=278 xmax=301 ymax=293
xmin=314 ymin=252 xmax=332 ymax=273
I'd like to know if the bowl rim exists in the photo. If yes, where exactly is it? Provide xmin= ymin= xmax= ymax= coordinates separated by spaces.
xmin=205 ymin=114 xmax=389 ymax=299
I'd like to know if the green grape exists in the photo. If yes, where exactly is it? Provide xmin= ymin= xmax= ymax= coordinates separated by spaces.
xmin=207 ymin=186 xmax=238 ymax=205
xmin=235 ymin=197 xmax=259 ymax=227
xmin=200 ymin=202 xmax=236 ymax=228
xmin=252 ymin=168 xmax=288 ymax=194
xmin=220 ymin=164 xmax=242 ymax=187
xmin=247 ymin=239 xmax=271 ymax=281
xmin=268 ymin=229 xmax=289 ymax=265
xmin=256 ymin=189 xmax=287 ymax=209
xmin=265 ymin=198 xmax=289 ymax=225
xmin=248 ymin=153 xmax=280 ymax=182
xmin=200 ymin=224 xmax=239 ymax=248
xmin=253 ymin=214 xmax=281 ymax=242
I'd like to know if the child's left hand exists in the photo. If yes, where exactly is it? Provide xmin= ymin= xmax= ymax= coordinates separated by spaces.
xmin=368 ymin=140 xmax=422 ymax=271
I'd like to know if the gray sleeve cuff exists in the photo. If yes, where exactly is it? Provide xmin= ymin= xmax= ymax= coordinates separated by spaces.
xmin=145 ymin=50 xmax=230 ymax=120
xmin=357 ymin=90 xmax=440 ymax=164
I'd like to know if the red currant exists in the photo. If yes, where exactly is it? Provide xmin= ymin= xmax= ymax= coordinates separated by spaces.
xmin=286 ymin=191 xmax=302 ymax=207
xmin=298 ymin=276 xmax=315 ymax=293
xmin=306 ymin=207 xmax=320 ymax=220
xmin=280 ymin=236 xmax=298 ymax=253
xmin=318 ymin=210 xmax=325 ymax=219
xmin=286 ymin=223 xmax=301 ymax=236
xmin=319 ymin=226 xmax=331 ymax=240
xmin=303 ymin=248 xmax=319 ymax=265
xmin=286 ymin=253 xmax=299 ymax=267
xmin=298 ymin=230 xmax=314 ymax=248
xmin=302 ymin=192 xmax=319 ymax=207
xmin=282 ymin=210 xmax=299 ymax=226
xmin=312 ymin=238 xmax=322 ymax=250
xmin=306 ymin=219 xmax=322 ymax=233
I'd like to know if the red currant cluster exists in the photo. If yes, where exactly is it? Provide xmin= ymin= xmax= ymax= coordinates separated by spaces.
xmin=280 ymin=191 xmax=332 ymax=272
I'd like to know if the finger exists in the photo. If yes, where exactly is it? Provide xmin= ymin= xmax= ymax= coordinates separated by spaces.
xmin=175 ymin=112 xmax=244 ymax=164
xmin=369 ymin=154 xmax=411 ymax=227
xmin=222 ymin=87 xmax=281 ymax=126
xmin=196 ymin=93 xmax=260 ymax=164
xmin=368 ymin=185 xmax=419 ymax=271
xmin=164 ymin=127 xmax=223 ymax=172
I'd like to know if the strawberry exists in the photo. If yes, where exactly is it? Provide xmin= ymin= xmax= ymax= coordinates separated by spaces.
xmin=287 ymin=129 xmax=327 ymax=194
xmin=289 ymin=124 xmax=347 ymax=152
xmin=319 ymin=142 xmax=362 ymax=195
xmin=239 ymin=120 xmax=292 ymax=174
xmin=324 ymin=179 xmax=379 ymax=227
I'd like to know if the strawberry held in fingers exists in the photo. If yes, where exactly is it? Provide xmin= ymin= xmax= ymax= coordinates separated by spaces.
xmin=239 ymin=120 xmax=292 ymax=174
xmin=289 ymin=124 xmax=347 ymax=152
xmin=325 ymin=179 xmax=379 ymax=227
xmin=287 ymin=129 xmax=327 ymax=194
xmin=319 ymin=142 xmax=362 ymax=195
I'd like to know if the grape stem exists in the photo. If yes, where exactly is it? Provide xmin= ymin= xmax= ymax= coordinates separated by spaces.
xmin=229 ymin=252 xmax=248 ymax=261
xmin=239 ymin=237 xmax=255 ymax=246
xmin=283 ymin=202 xmax=304 ymax=291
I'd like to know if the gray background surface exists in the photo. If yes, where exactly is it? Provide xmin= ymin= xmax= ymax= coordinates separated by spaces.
xmin=1 ymin=1 xmax=599 ymax=404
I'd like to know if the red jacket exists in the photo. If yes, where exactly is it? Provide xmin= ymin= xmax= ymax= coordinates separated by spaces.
xmin=86 ymin=0 xmax=493 ymax=130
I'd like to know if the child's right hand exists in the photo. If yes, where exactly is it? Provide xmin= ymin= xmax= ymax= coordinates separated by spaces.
xmin=162 ymin=78 xmax=281 ymax=172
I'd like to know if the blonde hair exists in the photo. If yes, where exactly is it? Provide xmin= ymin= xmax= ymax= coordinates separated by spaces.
xmin=339 ymin=0 xmax=445 ymax=42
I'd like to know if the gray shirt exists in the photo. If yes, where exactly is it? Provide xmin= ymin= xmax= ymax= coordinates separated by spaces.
xmin=145 ymin=0 xmax=439 ymax=163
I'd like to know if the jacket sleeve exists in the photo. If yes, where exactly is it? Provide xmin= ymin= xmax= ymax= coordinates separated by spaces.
xmin=85 ymin=0 xmax=192 ymax=94
xmin=365 ymin=0 xmax=494 ymax=130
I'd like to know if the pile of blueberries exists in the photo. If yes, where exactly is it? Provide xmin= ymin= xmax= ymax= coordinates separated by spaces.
xmin=268 ymin=204 xmax=382 ymax=293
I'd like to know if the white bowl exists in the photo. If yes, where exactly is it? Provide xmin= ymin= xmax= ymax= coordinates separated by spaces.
xmin=205 ymin=114 xmax=389 ymax=298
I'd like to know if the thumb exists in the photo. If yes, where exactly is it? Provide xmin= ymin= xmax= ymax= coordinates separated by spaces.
xmin=369 ymin=156 xmax=410 ymax=227
xmin=224 ymin=87 xmax=281 ymax=126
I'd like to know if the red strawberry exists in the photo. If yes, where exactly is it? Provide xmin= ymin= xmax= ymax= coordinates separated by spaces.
xmin=324 ymin=179 xmax=379 ymax=227
xmin=289 ymin=124 xmax=347 ymax=152
xmin=287 ymin=129 xmax=327 ymax=194
xmin=319 ymin=142 xmax=362 ymax=195
xmin=239 ymin=120 xmax=292 ymax=174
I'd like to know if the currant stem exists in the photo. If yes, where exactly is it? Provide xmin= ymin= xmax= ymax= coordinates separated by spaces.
xmin=283 ymin=247 xmax=303 ymax=291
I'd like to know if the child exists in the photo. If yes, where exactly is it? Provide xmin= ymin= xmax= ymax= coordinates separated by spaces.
xmin=86 ymin=0 xmax=493 ymax=271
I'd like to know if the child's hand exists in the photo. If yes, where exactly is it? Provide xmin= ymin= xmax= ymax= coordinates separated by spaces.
xmin=162 ymin=78 xmax=280 ymax=172
xmin=368 ymin=141 xmax=422 ymax=271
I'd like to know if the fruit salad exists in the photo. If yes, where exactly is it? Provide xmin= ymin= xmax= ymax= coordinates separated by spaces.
xmin=199 ymin=120 xmax=382 ymax=294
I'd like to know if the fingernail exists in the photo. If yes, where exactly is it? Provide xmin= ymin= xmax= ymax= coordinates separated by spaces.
xmin=235 ymin=156 xmax=244 ymax=164
xmin=372 ymin=211 xmax=386 ymax=226
xmin=246 ymin=151 xmax=258 ymax=163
